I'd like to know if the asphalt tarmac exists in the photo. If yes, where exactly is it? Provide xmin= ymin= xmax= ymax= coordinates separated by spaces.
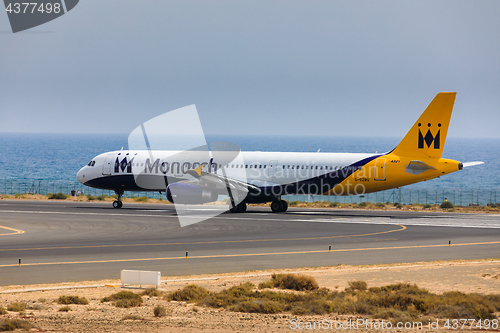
xmin=0 ymin=200 xmax=499 ymax=286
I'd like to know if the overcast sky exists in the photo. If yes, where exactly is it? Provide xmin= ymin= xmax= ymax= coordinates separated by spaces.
xmin=1 ymin=1 xmax=499 ymax=138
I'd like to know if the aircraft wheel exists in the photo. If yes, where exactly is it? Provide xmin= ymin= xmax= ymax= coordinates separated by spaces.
xmin=280 ymin=200 xmax=288 ymax=212
xmin=113 ymin=200 xmax=122 ymax=209
xmin=271 ymin=200 xmax=282 ymax=213
xmin=229 ymin=204 xmax=238 ymax=213
xmin=230 ymin=202 xmax=246 ymax=213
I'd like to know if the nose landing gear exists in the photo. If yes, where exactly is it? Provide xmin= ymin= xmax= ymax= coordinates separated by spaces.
xmin=113 ymin=190 xmax=124 ymax=209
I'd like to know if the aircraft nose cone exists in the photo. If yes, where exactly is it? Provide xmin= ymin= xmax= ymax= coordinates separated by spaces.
xmin=76 ymin=167 xmax=86 ymax=184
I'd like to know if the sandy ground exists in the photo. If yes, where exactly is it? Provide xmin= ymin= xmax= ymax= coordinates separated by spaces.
xmin=1 ymin=259 xmax=499 ymax=332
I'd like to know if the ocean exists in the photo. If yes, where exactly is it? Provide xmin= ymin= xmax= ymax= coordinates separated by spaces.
xmin=0 ymin=133 xmax=498 ymax=205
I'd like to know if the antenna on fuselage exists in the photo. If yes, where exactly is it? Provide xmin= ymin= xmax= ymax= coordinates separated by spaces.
xmin=317 ymin=148 xmax=320 ymax=153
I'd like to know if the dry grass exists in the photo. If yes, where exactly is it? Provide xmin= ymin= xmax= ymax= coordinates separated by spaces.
xmin=58 ymin=306 xmax=72 ymax=312
xmin=346 ymin=280 xmax=367 ymax=291
xmin=260 ymin=274 xmax=319 ymax=291
xmin=101 ymin=291 xmax=143 ymax=308
xmin=0 ymin=318 xmax=33 ymax=332
xmin=165 ymin=277 xmax=500 ymax=321
xmin=153 ymin=305 xmax=167 ymax=317
xmin=167 ymin=284 xmax=210 ymax=302
xmin=6 ymin=302 xmax=25 ymax=312
xmin=57 ymin=295 xmax=89 ymax=305
xmin=0 ymin=307 xmax=6 ymax=315
xmin=121 ymin=314 xmax=144 ymax=321
xmin=142 ymin=288 xmax=164 ymax=297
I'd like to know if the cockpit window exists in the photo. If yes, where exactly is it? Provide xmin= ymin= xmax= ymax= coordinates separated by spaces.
xmin=87 ymin=160 xmax=96 ymax=167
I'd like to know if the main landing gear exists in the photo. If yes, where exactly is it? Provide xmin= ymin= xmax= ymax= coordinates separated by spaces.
xmin=113 ymin=190 xmax=124 ymax=209
xmin=271 ymin=200 xmax=288 ymax=213
xmin=229 ymin=202 xmax=247 ymax=213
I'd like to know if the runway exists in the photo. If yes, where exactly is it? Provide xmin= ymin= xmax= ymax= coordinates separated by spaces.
xmin=0 ymin=200 xmax=499 ymax=286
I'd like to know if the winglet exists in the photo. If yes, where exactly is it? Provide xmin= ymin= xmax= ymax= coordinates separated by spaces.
xmin=186 ymin=165 xmax=204 ymax=178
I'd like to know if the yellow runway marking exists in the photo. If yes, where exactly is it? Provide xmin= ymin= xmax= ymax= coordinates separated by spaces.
xmin=0 ymin=224 xmax=406 ymax=252
xmin=0 ymin=225 xmax=24 ymax=236
xmin=1 ymin=240 xmax=498 ymax=268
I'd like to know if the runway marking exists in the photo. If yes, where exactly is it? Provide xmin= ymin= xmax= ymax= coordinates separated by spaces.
xmin=1 ymin=240 xmax=498 ymax=268
xmin=0 ymin=224 xmax=406 ymax=252
xmin=0 ymin=225 xmax=25 ymax=236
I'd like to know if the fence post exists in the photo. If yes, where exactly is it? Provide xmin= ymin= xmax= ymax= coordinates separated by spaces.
xmin=471 ymin=189 xmax=473 ymax=206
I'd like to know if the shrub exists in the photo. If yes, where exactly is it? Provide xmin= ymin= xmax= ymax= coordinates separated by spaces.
xmin=7 ymin=302 xmax=26 ymax=312
xmin=58 ymin=295 xmax=89 ymax=305
xmin=329 ymin=202 xmax=339 ymax=207
xmin=14 ymin=193 xmax=21 ymax=198
xmin=0 ymin=319 xmax=33 ymax=331
xmin=86 ymin=194 xmax=96 ymax=201
xmin=101 ymin=291 xmax=143 ymax=308
xmin=0 ymin=307 xmax=6 ymax=315
xmin=231 ymin=300 xmax=282 ymax=314
xmin=135 ymin=196 xmax=149 ymax=202
xmin=270 ymin=274 xmax=319 ymax=291
xmin=58 ymin=306 xmax=72 ymax=312
xmin=48 ymin=192 xmax=68 ymax=200
xmin=393 ymin=202 xmax=402 ymax=209
xmin=142 ymin=288 xmax=163 ymax=297
xmin=422 ymin=204 xmax=432 ymax=209
xmin=440 ymin=201 xmax=454 ymax=209
xmin=375 ymin=202 xmax=385 ymax=208
xmin=346 ymin=280 xmax=368 ymax=291
xmin=121 ymin=314 xmax=144 ymax=321
xmin=97 ymin=195 xmax=106 ymax=201
xmin=288 ymin=201 xmax=300 ymax=207
xmin=153 ymin=305 xmax=167 ymax=317
xmin=167 ymin=285 xmax=211 ymax=302
xmin=258 ymin=280 xmax=274 ymax=289
xmin=358 ymin=202 xmax=368 ymax=208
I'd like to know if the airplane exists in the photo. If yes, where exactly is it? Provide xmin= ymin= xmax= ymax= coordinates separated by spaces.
xmin=76 ymin=92 xmax=483 ymax=213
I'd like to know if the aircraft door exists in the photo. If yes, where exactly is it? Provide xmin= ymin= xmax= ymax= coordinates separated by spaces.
xmin=374 ymin=158 xmax=386 ymax=181
xmin=267 ymin=160 xmax=278 ymax=178
xmin=102 ymin=154 xmax=114 ymax=175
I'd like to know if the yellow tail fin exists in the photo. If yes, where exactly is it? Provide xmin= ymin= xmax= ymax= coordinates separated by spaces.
xmin=392 ymin=92 xmax=456 ymax=159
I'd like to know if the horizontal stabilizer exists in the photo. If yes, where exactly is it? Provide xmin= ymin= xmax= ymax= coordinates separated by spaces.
xmin=462 ymin=161 xmax=484 ymax=168
xmin=405 ymin=160 xmax=436 ymax=175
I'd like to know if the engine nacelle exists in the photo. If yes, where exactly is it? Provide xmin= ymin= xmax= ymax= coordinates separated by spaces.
xmin=166 ymin=183 xmax=218 ymax=204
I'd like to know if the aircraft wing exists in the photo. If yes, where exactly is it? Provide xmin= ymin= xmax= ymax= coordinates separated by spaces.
xmin=185 ymin=165 xmax=261 ymax=194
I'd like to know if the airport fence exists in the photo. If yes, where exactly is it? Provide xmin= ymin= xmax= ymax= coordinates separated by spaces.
xmin=0 ymin=179 xmax=498 ymax=206
xmin=0 ymin=180 xmax=164 ymax=200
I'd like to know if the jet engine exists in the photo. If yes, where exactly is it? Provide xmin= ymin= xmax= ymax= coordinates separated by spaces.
xmin=166 ymin=183 xmax=218 ymax=204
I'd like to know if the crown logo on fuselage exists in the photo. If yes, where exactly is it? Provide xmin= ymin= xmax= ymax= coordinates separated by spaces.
xmin=418 ymin=122 xmax=441 ymax=149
